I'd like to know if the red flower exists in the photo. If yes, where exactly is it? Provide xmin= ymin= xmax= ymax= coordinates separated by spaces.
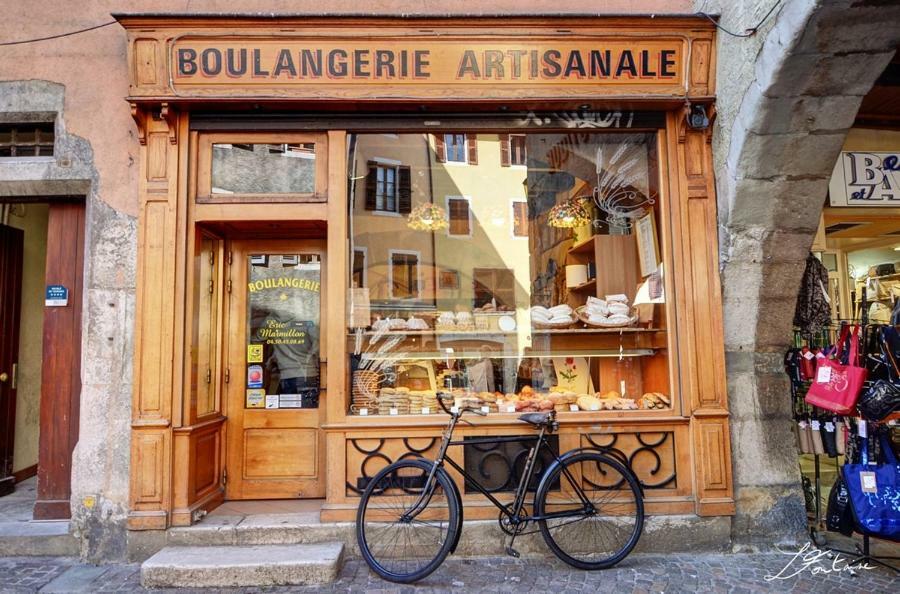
xmin=565 ymin=357 xmax=574 ymax=365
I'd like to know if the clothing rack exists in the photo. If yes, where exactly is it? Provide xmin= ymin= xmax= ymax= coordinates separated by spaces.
xmin=792 ymin=312 xmax=899 ymax=573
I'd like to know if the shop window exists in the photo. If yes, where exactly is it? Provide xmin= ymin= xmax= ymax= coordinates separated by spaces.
xmin=366 ymin=162 xmax=411 ymax=214
xmin=435 ymin=133 xmax=477 ymax=164
xmin=511 ymin=200 xmax=528 ymax=237
xmin=390 ymin=251 xmax=420 ymax=300
xmin=347 ymin=127 xmax=670 ymax=419
xmin=447 ymin=196 xmax=471 ymax=236
xmin=0 ymin=122 xmax=54 ymax=157
xmin=198 ymin=132 xmax=326 ymax=203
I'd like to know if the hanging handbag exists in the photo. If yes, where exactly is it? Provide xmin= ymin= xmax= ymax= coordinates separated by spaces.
xmin=842 ymin=432 xmax=900 ymax=542
xmin=858 ymin=327 xmax=900 ymax=421
xmin=805 ymin=325 xmax=867 ymax=415
xmin=825 ymin=474 xmax=855 ymax=536
xmin=820 ymin=416 xmax=838 ymax=457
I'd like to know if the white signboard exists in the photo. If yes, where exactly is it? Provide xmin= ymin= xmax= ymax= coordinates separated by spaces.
xmin=829 ymin=151 xmax=900 ymax=207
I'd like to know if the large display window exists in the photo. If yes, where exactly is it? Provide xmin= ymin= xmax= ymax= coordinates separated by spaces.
xmin=346 ymin=128 xmax=674 ymax=417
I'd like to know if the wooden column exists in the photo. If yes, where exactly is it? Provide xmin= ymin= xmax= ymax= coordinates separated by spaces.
xmin=668 ymin=108 xmax=735 ymax=516
xmin=127 ymin=106 xmax=184 ymax=530
xmin=34 ymin=203 xmax=84 ymax=520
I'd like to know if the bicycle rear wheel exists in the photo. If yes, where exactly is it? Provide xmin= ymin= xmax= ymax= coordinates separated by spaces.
xmin=535 ymin=451 xmax=644 ymax=569
xmin=356 ymin=458 xmax=460 ymax=583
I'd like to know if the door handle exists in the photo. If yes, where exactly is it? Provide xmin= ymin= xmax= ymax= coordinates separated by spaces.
xmin=0 ymin=372 xmax=7 ymax=383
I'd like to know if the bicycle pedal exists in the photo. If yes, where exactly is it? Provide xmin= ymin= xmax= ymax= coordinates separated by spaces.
xmin=505 ymin=546 xmax=520 ymax=558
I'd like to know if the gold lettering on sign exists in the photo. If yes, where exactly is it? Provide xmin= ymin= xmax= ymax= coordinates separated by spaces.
xmin=171 ymin=39 xmax=685 ymax=91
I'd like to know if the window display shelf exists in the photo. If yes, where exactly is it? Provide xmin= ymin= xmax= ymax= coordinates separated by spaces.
xmin=349 ymin=327 xmax=664 ymax=337
xmin=359 ymin=348 xmax=656 ymax=361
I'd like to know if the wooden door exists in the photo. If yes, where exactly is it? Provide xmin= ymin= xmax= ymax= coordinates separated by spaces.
xmin=0 ymin=225 xmax=24 ymax=497
xmin=225 ymin=239 xmax=327 ymax=499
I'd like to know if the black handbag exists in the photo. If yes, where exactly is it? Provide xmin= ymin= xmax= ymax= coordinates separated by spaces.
xmin=826 ymin=475 xmax=855 ymax=537
xmin=858 ymin=327 xmax=900 ymax=421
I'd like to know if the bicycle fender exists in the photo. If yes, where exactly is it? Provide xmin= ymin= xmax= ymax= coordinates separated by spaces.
xmin=533 ymin=448 xmax=643 ymax=506
xmin=442 ymin=466 xmax=464 ymax=554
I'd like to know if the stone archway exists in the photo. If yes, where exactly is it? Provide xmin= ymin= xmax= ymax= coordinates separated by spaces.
xmin=703 ymin=0 xmax=900 ymax=545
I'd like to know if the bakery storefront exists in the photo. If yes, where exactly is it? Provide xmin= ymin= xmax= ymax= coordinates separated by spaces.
xmin=119 ymin=15 xmax=734 ymax=530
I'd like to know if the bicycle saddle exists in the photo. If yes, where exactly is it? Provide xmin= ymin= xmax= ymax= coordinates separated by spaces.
xmin=518 ymin=412 xmax=552 ymax=426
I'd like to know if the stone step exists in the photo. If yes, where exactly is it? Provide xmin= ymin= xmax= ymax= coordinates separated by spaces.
xmin=140 ymin=542 xmax=344 ymax=588
xmin=0 ymin=520 xmax=79 ymax=556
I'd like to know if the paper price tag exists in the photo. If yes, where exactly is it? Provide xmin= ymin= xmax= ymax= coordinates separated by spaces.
xmin=451 ymin=406 xmax=460 ymax=414
xmin=824 ymin=422 xmax=835 ymax=432
xmin=816 ymin=366 xmax=831 ymax=383
xmin=390 ymin=407 xmax=399 ymax=416
xmin=803 ymin=351 xmax=815 ymax=360
xmin=506 ymin=405 xmax=516 ymax=413
xmin=859 ymin=420 xmax=868 ymax=438
xmin=798 ymin=420 xmax=808 ymax=429
xmin=569 ymin=404 xmax=579 ymax=412
xmin=860 ymin=471 xmax=877 ymax=493
xmin=359 ymin=408 xmax=368 ymax=416
xmin=811 ymin=420 xmax=821 ymax=431
xmin=481 ymin=406 xmax=490 ymax=414
xmin=421 ymin=407 xmax=430 ymax=415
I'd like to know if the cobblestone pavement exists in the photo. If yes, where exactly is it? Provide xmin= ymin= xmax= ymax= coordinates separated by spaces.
xmin=1 ymin=551 xmax=897 ymax=593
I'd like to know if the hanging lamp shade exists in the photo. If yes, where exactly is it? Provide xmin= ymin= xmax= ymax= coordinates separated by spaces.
xmin=407 ymin=202 xmax=449 ymax=231
xmin=548 ymin=197 xmax=591 ymax=228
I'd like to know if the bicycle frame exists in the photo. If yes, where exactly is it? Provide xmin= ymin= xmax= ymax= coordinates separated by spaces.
xmin=401 ymin=410 xmax=597 ymax=527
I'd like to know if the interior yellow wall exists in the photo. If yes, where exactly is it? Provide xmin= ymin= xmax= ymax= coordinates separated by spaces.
xmin=840 ymin=127 xmax=900 ymax=151
xmin=6 ymin=203 xmax=48 ymax=474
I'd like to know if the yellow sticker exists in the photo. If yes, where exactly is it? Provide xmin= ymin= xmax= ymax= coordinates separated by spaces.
xmin=246 ymin=389 xmax=265 ymax=408
xmin=247 ymin=344 xmax=263 ymax=363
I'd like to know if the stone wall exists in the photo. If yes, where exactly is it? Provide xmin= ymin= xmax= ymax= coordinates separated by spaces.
xmin=697 ymin=0 xmax=900 ymax=547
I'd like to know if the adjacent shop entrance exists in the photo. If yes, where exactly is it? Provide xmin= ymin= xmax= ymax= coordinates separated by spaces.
xmin=224 ymin=239 xmax=326 ymax=500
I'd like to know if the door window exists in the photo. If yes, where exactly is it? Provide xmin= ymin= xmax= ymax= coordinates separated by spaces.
xmin=245 ymin=253 xmax=321 ymax=410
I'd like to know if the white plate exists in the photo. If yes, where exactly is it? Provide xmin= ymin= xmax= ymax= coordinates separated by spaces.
xmin=498 ymin=315 xmax=517 ymax=332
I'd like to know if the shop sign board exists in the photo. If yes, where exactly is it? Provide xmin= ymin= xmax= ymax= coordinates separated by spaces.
xmin=829 ymin=151 xmax=900 ymax=207
xmin=168 ymin=37 xmax=686 ymax=96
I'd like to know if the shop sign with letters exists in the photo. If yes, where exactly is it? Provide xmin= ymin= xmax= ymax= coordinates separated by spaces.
xmin=829 ymin=152 xmax=900 ymax=206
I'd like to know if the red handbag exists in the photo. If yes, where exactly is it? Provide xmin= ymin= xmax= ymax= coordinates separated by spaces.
xmin=805 ymin=325 xmax=867 ymax=415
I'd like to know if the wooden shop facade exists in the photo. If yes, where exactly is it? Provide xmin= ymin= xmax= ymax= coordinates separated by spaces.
xmin=117 ymin=14 xmax=734 ymax=530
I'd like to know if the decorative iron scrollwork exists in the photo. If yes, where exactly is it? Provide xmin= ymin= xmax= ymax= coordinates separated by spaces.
xmin=346 ymin=437 xmax=438 ymax=495
xmin=584 ymin=431 xmax=676 ymax=489
xmin=462 ymin=435 xmax=560 ymax=494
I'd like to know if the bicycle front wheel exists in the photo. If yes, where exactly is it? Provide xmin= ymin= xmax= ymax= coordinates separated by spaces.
xmin=535 ymin=451 xmax=644 ymax=570
xmin=356 ymin=458 xmax=460 ymax=584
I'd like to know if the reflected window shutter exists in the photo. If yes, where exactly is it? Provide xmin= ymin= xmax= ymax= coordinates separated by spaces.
xmin=434 ymin=134 xmax=447 ymax=163
xmin=365 ymin=162 xmax=377 ymax=210
xmin=499 ymin=134 xmax=510 ymax=167
xmin=398 ymin=166 xmax=412 ymax=213
xmin=466 ymin=133 xmax=478 ymax=165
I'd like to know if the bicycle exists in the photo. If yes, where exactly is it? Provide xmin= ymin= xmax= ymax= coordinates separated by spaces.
xmin=356 ymin=393 xmax=645 ymax=583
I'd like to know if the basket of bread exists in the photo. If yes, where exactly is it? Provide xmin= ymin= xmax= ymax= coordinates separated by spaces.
xmin=576 ymin=295 xmax=638 ymax=328
xmin=531 ymin=304 xmax=576 ymax=329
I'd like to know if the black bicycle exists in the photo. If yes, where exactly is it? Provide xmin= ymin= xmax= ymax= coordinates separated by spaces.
xmin=356 ymin=393 xmax=644 ymax=583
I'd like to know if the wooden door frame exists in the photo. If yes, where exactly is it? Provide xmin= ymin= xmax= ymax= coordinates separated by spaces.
xmin=223 ymin=238 xmax=328 ymax=500
xmin=0 ymin=224 xmax=24 ymax=498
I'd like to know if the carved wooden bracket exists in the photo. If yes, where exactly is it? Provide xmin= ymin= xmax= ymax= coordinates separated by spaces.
xmin=130 ymin=103 xmax=147 ymax=146
xmin=160 ymin=103 xmax=178 ymax=145
xmin=676 ymin=103 xmax=690 ymax=144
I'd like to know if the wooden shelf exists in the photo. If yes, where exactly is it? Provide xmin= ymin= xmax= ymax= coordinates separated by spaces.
xmin=568 ymin=278 xmax=597 ymax=292
xmin=568 ymin=235 xmax=596 ymax=256
xmin=350 ymin=327 xmax=663 ymax=337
